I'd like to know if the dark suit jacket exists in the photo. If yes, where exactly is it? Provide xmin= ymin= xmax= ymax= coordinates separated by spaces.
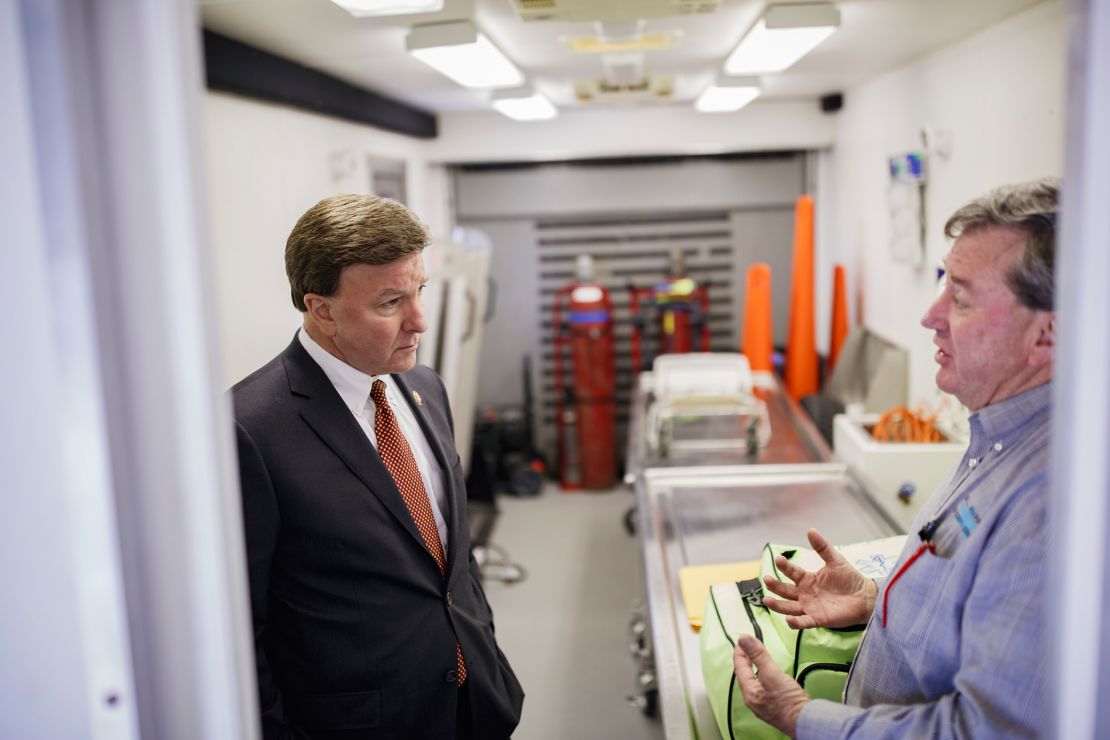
xmin=232 ymin=336 xmax=524 ymax=739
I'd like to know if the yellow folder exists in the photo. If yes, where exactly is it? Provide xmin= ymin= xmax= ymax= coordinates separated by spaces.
xmin=678 ymin=559 xmax=762 ymax=633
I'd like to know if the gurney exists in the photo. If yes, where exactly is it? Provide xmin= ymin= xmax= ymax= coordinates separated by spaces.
xmin=644 ymin=353 xmax=772 ymax=458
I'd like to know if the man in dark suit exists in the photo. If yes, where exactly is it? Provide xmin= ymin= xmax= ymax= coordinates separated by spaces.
xmin=232 ymin=194 xmax=524 ymax=739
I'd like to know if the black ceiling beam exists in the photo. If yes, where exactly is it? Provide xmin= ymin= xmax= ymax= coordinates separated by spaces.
xmin=457 ymin=150 xmax=801 ymax=172
xmin=202 ymin=29 xmax=437 ymax=139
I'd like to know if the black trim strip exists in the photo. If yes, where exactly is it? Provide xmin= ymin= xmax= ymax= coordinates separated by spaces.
xmin=726 ymin=672 xmax=738 ymax=740
xmin=710 ymin=587 xmax=741 ymax=740
xmin=709 ymin=586 xmax=734 ymax=645
xmin=796 ymin=661 xmax=850 ymax=689
xmin=458 ymin=150 xmax=802 ymax=172
xmin=794 ymin=628 xmax=803 ymax=677
xmin=202 ymin=30 xmax=437 ymax=139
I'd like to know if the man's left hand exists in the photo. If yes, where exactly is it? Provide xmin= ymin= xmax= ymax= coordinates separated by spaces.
xmin=733 ymin=635 xmax=811 ymax=738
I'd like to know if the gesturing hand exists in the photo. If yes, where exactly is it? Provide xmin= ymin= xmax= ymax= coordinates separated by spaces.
xmin=734 ymin=635 xmax=810 ymax=738
xmin=762 ymin=528 xmax=877 ymax=630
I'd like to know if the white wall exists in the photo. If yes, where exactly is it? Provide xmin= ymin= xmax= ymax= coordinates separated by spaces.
xmin=454 ymin=157 xmax=804 ymax=421
xmin=818 ymin=0 xmax=1067 ymax=406
xmin=203 ymin=91 xmax=452 ymax=387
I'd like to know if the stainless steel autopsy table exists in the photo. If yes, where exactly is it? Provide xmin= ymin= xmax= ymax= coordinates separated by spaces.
xmin=624 ymin=373 xmax=902 ymax=739
xmin=635 ymin=465 xmax=900 ymax=739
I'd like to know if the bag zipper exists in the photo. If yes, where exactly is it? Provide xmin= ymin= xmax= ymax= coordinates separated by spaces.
xmin=727 ymin=579 xmax=766 ymax=740
xmin=736 ymin=578 xmax=764 ymax=643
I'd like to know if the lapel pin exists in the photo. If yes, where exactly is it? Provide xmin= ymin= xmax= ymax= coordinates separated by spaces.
xmin=412 ymin=390 xmax=423 ymax=407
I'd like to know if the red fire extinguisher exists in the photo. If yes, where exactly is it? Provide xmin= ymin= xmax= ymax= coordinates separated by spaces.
xmin=629 ymin=251 xmax=711 ymax=373
xmin=552 ymin=256 xmax=617 ymax=490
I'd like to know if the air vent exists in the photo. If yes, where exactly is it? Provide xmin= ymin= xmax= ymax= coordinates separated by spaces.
xmin=566 ymin=32 xmax=678 ymax=54
xmin=602 ymin=52 xmax=644 ymax=86
xmin=672 ymin=0 xmax=720 ymax=12
xmin=510 ymin=0 xmax=557 ymax=20
xmin=510 ymin=0 xmax=719 ymax=22
xmin=574 ymin=75 xmax=674 ymax=104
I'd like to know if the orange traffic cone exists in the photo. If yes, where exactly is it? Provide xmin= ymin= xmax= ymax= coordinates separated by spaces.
xmin=828 ymin=264 xmax=849 ymax=374
xmin=742 ymin=263 xmax=774 ymax=372
xmin=785 ymin=195 xmax=818 ymax=400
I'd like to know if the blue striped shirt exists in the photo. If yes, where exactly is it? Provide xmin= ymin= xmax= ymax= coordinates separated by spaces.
xmin=799 ymin=383 xmax=1051 ymax=739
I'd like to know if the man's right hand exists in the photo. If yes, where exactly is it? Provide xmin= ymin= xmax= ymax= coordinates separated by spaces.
xmin=762 ymin=528 xmax=877 ymax=629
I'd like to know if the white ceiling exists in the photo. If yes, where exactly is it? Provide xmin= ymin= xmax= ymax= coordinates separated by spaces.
xmin=199 ymin=0 xmax=1043 ymax=116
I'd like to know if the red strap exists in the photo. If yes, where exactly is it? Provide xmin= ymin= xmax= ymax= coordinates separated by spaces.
xmin=881 ymin=542 xmax=935 ymax=628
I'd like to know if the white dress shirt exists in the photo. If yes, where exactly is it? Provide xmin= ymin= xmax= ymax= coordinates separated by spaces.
xmin=298 ymin=328 xmax=449 ymax=550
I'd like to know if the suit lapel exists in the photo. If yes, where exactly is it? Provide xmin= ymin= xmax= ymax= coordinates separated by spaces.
xmin=280 ymin=339 xmax=429 ymax=558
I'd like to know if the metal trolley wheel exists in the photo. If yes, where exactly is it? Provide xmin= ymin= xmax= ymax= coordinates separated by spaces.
xmin=629 ymin=687 xmax=659 ymax=718
xmin=623 ymin=506 xmax=638 ymax=537
xmin=627 ymin=605 xmax=659 ymax=718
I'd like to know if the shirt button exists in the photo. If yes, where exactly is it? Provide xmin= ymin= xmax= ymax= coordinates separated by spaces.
xmin=993 ymin=442 xmax=1003 ymax=452
xmin=445 ymin=669 xmax=458 ymax=684
xmin=446 ymin=591 xmax=453 ymax=607
xmin=968 ymin=458 xmax=978 ymax=468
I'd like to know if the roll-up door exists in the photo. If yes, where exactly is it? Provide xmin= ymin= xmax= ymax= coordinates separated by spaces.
xmin=455 ymin=155 xmax=803 ymax=470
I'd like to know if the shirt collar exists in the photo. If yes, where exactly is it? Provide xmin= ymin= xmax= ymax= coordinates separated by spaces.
xmin=967 ymin=382 xmax=1052 ymax=451
xmin=298 ymin=327 xmax=388 ymax=417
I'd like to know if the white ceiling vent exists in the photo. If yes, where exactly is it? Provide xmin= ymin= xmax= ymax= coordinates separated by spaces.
xmin=671 ymin=0 xmax=721 ymax=14
xmin=574 ymin=75 xmax=675 ymax=104
xmin=511 ymin=0 xmax=558 ymax=21
xmin=596 ymin=19 xmax=643 ymax=41
xmin=602 ymin=52 xmax=645 ymax=86
xmin=510 ymin=0 xmax=719 ymax=23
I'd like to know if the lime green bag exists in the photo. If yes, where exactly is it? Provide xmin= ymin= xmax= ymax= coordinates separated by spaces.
xmin=700 ymin=536 xmax=906 ymax=740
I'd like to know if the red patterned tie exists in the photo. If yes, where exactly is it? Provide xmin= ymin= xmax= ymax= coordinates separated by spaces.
xmin=370 ymin=380 xmax=466 ymax=686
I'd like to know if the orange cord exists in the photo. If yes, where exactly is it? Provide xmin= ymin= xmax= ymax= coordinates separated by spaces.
xmin=870 ymin=406 xmax=943 ymax=443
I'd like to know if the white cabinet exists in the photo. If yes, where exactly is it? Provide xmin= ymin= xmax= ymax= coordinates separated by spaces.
xmin=418 ymin=229 xmax=492 ymax=474
xmin=833 ymin=414 xmax=966 ymax=532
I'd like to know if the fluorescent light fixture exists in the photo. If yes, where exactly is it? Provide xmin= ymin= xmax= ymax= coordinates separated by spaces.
xmin=491 ymin=87 xmax=557 ymax=121
xmin=725 ymin=2 xmax=840 ymax=75
xmin=328 ymin=0 xmax=443 ymax=17
xmin=407 ymin=21 xmax=524 ymax=88
xmin=695 ymin=76 xmax=761 ymax=113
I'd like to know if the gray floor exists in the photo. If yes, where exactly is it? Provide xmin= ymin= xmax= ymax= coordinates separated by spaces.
xmin=479 ymin=483 xmax=667 ymax=740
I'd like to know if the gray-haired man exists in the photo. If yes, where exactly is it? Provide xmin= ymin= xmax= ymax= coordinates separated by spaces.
xmin=735 ymin=178 xmax=1058 ymax=738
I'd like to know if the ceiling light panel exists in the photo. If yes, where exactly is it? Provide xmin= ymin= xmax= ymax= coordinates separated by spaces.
xmin=725 ymin=2 xmax=840 ymax=75
xmin=508 ymin=0 xmax=719 ymax=23
xmin=407 ymin=21 xmax=524 ymax=88
xmin=491 ymin=88 xmax=558 ymax=121
xmin=695 ymin=76 xmax=761 ymax=113
xmin=328 ymin=0 xmax=443 ymax=17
